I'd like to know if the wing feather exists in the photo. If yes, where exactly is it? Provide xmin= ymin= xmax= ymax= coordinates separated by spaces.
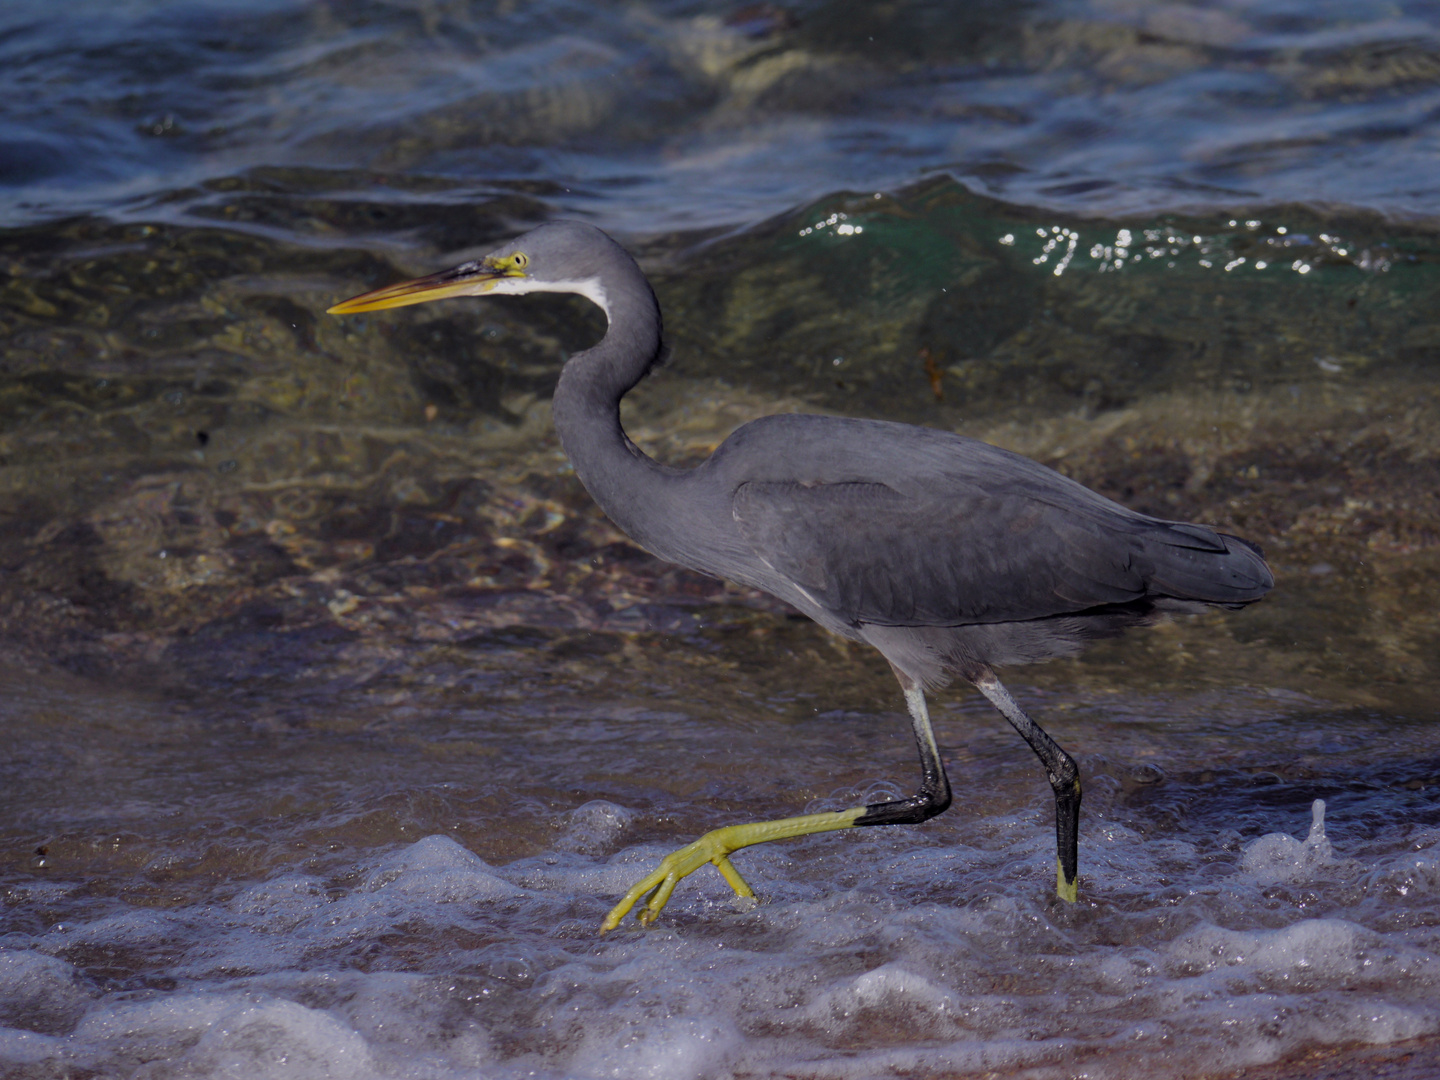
xmin=732 ymin=476 xmax=1268 ymax=628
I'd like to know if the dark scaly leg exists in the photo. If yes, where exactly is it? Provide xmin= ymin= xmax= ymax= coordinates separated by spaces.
xmin=854 ymin=679 xmax=952 ymax=827
xmin=973 ymin=668 xmax=1081 ymax=901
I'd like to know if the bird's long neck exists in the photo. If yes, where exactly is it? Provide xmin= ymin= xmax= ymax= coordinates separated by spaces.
xmin=550 ymin=271 xmax=679 ymax=554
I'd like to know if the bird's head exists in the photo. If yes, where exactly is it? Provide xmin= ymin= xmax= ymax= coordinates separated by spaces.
xmin=327 ymin=220 xmax=617 ymax=320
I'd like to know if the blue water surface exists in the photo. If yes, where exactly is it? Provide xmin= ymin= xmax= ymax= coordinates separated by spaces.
xmin=4 ymin=0 xmax=1440 ymax=230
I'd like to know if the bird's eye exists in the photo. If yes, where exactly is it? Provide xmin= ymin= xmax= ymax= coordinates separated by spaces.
xmin=512 ymin=252 xmax=529 ymax=268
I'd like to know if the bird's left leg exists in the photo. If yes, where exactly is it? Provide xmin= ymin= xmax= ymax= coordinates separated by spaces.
xmin=599 ymin=679 xmax=952 ymax=932
xmin=973 ymin=669 xmax=1081 ymax=902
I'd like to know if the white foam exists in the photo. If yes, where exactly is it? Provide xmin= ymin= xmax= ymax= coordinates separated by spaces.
xmin=339 ymin=970 xmax=495 ymax=1074
xmin=764 ymin=1037 xmax=1064 ymax=1079
xmin=140 ymin=997 xmax=375 ymax=1080
xmin=68 ymin=993 xmax=400 ymax=1079
xmin=1170 ymin=917 xmax=1438 ymax=988
xmin=1239 ymin=798 xmax=1333 ymax=882
xmin=228 ymin=875 xmax=330 ymax=925
xmin=1362 ymin=836 xmax=1440 ymax=899
xmin=505 ymin=844 xmax=695 ymax=897
xmin=5 ymin=763 xmax=1440 ymax=1080
xmin=55 ymin=907 xmax=181 ymax=948
xmin=554 ymin=800 xmax=636 ymax=854
xmin=0 ymin=949 xmax=90 ymax=1032
xmin=362 ymin=835 xmax=527 ymax=902
xmin=74 ymin=993 xmax=235 ymax=1044
xmin=572 ymin=1015 xmax=742 ymax=1080
xmin=1095 ymin=950 xmax=1162 ymax=994
xmin=800 ymin=963 xmax=962 ymax=1039
xmin=0 ymin=1026 xmax=66 ymax=1066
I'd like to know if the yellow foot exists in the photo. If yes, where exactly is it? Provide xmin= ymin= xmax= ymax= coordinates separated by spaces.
xmin=600 ymin=825 xmax=756 ymax=933
xmin=598 ymin=806 xmax=866 ymax=932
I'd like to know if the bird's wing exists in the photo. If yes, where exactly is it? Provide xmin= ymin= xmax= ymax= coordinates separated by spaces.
xmin=731 ymin=477 xmax=1235 ymax=627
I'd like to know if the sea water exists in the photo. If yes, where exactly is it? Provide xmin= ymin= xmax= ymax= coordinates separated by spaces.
xmin=3 ymin=0 xmax=1440 ymax=1077
xmin=3 ymin=638 xmax=1439 ymax=1078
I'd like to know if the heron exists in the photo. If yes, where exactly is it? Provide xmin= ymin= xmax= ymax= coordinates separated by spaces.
xmin=329 ymin=220 xmax=1273 ymax=930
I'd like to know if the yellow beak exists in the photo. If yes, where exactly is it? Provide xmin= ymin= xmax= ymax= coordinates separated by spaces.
xmin=327 ymin=263 xmax=518 ymax=315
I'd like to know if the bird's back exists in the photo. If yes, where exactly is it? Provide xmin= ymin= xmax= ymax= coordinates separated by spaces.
xmin=694 ymin=414 xmax=1271 ymax=681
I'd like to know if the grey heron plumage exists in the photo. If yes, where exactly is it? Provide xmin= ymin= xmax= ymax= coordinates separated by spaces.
xmin=330 ymin=220 xmax=1274 ymax=929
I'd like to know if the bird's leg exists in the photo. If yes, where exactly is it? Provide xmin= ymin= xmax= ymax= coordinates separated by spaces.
xmin=973 ymin=669 xmax=1081 ymax=902
xmin=852 ymin=680 xmax=953 ymax=826
xmin=599 ymin=678 xmax=953 ymax=933
xmin=599 ymin=807 xmax=868 ymax=933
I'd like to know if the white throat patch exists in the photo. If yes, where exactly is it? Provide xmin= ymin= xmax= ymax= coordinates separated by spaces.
xmin=560 ymin=277 xmax=611 ymax=324
xmin=487 ymin=275 xmax=610 ymax=324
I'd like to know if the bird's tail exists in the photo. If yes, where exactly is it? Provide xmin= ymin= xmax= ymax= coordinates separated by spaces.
xmin=1144 ymin=524 xmax=1274 ymax=607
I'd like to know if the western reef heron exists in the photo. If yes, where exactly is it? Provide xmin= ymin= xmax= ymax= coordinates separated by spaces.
xmin=329 ymin=220 xmax=1274 ymax=931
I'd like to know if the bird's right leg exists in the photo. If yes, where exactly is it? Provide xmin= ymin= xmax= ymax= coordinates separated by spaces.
xmin=851 ymin=679 xmax=953 ymax=827
xmin=599 ymin=677 xmax=952 ymax=932
xmin=973 ymin=669 xmax=1081 ymax=902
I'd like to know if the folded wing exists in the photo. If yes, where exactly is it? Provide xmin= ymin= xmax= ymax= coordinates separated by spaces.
xmin=732 ymin=476 xmax=1272 ymax=629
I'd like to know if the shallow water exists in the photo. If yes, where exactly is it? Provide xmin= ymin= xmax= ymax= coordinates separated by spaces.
xmin=4 ymin=640 xmax=1440 ymax=1078
xmin=4 ymin=1 xmax=1440 ymax=1078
